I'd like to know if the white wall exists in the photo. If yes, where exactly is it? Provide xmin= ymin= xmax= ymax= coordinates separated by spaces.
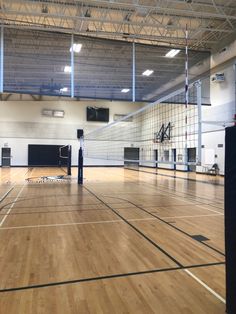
xmin=200 ymin=56 xmax=236 ymax=174
xmin=0 ymin=100 xmax=142 ymax=166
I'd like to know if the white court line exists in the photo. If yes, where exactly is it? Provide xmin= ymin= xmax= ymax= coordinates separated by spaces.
xmin=161 ymin=213 xmax=223 ymax=220
xmin=0 ymin=213 xmax=223 ymax=230
xmin=128 ymin=217 xmax=156 ymax=222
xmin=0 ymin=219 xmax=123 ymax=230
xmin=0 ymin=183 xmax=26 ymax=227
xmin=195 ymin=204 xmax=223 ymax=215
xmin=0 ymin=217 xmax=160 ymax=230
xmin=184 ymin=269 xmax=226 ymax=304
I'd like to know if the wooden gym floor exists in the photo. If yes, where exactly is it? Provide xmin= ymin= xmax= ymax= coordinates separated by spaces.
xmin=0 ymin=167 xmax=225 ymax=313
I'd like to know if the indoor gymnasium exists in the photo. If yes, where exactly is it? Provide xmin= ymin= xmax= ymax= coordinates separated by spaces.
xmin=0 ymin=1 xmax=236 ymax=313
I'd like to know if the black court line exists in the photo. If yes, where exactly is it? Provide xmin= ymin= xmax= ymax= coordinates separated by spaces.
xmin=0 ymin=196 xmax=107 ymax=211
xmin=0 ymin=205 xmax=135 ymax=216
xmin=104 ymin=191 xmax=224 ymax=206
xmin=0 ymin=261 xmax=225 ymax=293
xmin=205 ymin=203 xmax=224 ymax=210
xmin=124 ymin=175 xmax=224 ymax=210
xmin=111 ymin=175 xmax=223 ymax=211
xmin=107 ymin=195 xmax=225 ymax=257
xmin=0 ymin=202 xmax=128 ymax=212
xmin=107 ymin=200 xmax=223 ymax=210
xmin=142 ymin=179 xmax=223 ymax=205
xmin=4 ymin=188 xmax=224 ymax=210
xmin=0 ymin=187 xmax=14 ymax=204
xmin=123 ymin=169 xmax=224 ymax=204
xmin=129 ymin=167 xmax=224 ymax=186
xmin=0 ymin=208 xmax=116 ymax=216
xmin=84 ymin=186 xmax=183 ymax=267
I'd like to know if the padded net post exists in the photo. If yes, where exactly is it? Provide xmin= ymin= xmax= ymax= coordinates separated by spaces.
xmin=59 ymin=144 xmax=72 ymax=176
xmin=78 ymin=147 xmax=83 ymax=185
xmin=225 ymin=126 xmax=236 ymax=314
xmin=67 ymin=145 xmax=72 ymax=176
xmin=77 ymin=130 xmax=84 ymax=185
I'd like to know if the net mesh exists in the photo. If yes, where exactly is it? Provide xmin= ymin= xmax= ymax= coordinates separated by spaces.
xmin=59 ymin=145 xmax=72 ymax=175
xmin=84 ymin=84 xmax=200 ymax=169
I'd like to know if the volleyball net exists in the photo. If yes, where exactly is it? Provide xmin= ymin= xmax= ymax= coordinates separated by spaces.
xmin=84 ymin=81 xmax=203 ymax=170
xmin=59 ymin=144 xmax=72 ymax=175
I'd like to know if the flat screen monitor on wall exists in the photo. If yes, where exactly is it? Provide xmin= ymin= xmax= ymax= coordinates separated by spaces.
xmin=87 ymin=107 xmax=109 ymax=122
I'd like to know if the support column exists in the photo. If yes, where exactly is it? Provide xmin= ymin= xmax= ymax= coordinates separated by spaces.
xmin=196 ymin=80 xmax=202 ymax=165
xmin=71 ymin=34 xmax=74 ymax=98
xmin=132 ymin=42 xmax=135 ymax=102
xmin=0 ymin=25 xmax=4 ymax=93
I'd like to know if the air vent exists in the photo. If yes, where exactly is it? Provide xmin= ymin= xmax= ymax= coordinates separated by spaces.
xmin=42 ymin=109 xmax=64 ymax=118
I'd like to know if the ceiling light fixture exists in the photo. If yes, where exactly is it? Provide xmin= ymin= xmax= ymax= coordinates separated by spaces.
xmin=64 ymin=66 xmax=71 ymax=73
xmin=142 ymin=69 xmax=154 ymax=76
xmin=121 ymin=89 xmax=130 ymax=93
xmin=70 ymin=43 xmax=82 ymax=53
xmin=165 ymin=49 xmax=180 ymax=58
xmin=60 ymin=87 xmax=68 ymax=93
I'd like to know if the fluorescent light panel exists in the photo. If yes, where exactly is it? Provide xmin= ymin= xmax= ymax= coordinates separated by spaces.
xmin=165 ymin=49 xmax=180 ymax=58
xmin=53 ymin=110 xmax=64 ymax=118
xmin=121 ymin=88 xmax=130 ymax=93
xmin=42 ymin=109 xmax=53 ymax=117
xmin=60 ymin=87 xmax=68 ymax=92
xmin=142 ymin=69 xmax=154 ymax=76
xmin=64 ymin=66 xmax=71 ymax=73
xmin=70 ymin=43 xmax=82 ymax=53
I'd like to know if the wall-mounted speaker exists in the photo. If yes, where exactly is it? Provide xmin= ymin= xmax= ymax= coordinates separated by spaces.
xmin=77 ymin=129 xmax=84 ymax=139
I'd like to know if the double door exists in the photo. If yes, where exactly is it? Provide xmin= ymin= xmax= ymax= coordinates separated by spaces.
xmin=1 ymin=148 xmax=11 ymax=167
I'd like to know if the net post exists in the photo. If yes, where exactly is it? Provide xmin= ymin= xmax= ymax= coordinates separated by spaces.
xmin=71 ymin=34 xmax=74 ymax=98
xmin=196 ymin=80 xmax=202 ymax=165
xmin=132 ymin=42 xmax=136 ymax=102
xmin=67 ymin=145 xmax=72 ymax=176
xmin=225 ymin=126 xmax=236 ymax=314
xmin=0 ymin=25 xmax=4 ymax=93
xmin=77 ymin=129 xmax=84 ymax=185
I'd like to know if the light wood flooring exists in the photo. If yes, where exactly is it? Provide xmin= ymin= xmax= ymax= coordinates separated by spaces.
xmin=0 ymin=167 xmax=225 ymax=313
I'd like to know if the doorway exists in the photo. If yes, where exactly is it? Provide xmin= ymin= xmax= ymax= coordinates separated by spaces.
xmin=187 ymin=147 xmax=196 ymax=172
xmin=1 ymin=147 xmax=11 ymax=167
xmin=124 ymin=147 xmax=139 ymax=169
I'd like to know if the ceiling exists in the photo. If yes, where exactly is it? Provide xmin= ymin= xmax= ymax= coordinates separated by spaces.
xmin=3 ymin=28 xmax=209 ymax=101
xmin=0 ymin=0 xmax=236 ymax=51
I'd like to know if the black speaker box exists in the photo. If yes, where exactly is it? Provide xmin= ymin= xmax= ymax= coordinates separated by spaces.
xmin=77 ymin=129 xmax=84 ymax=139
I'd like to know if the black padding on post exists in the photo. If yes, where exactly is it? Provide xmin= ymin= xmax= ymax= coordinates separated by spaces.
xmin=225 ymin=126 xmax=236 ymax=314
xmin=67 ymin=145 xmax=72 ymax=176
xmin=78 ymin=147 xmax=83 ymax=185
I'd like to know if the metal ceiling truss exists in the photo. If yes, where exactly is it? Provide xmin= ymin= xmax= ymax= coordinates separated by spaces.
xmin=1 ymin=26 xmax=210 ymax=101
xmin=0 ymin=0 xmax=235 ymax=50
